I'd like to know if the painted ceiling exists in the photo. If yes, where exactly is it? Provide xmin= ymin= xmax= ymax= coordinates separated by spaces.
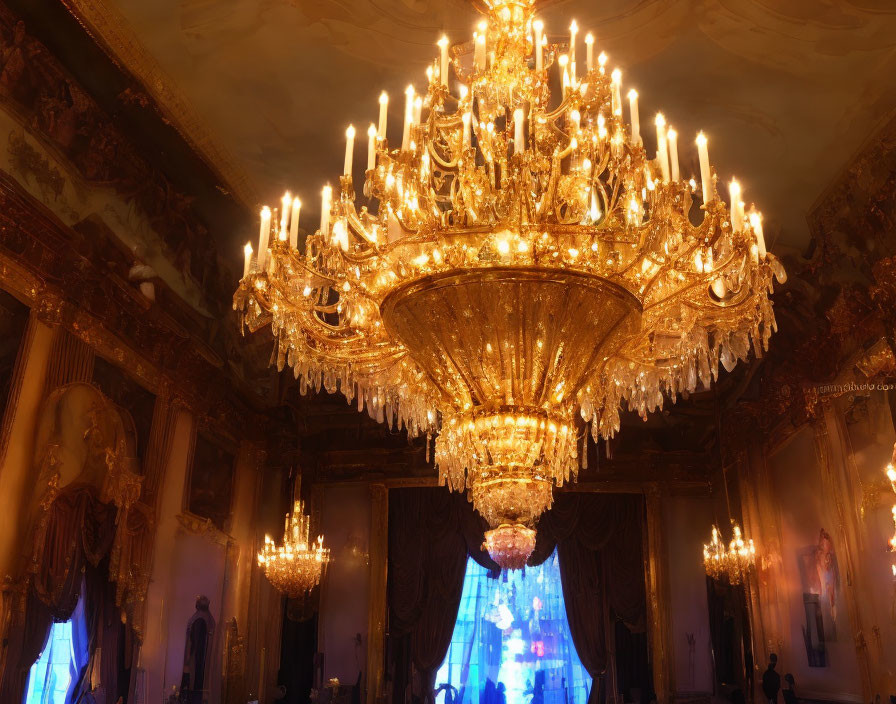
xmin=76 ymin=0 xmax=896 ymax=262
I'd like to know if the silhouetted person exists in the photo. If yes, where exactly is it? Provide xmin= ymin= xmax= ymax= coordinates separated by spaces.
xmin=782 ymin=674 xmax=797 ymax=704
xmin=531 ymin=671 xmax=545 ymax=704
xmin=496 ymin=683 xmax=506 ymax=704
xmin=181 ymin=595 xmax=215 ymax=704
xmin=761 ymin=653 xmax=781 ymax=704
xmin=483 ymin=679 xmax=497 ymax=704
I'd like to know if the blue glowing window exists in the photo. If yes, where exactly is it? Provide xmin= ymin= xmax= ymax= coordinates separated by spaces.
xmin=436 ymin=550 xmax=591 ymax=704
xmin=25 ymin=619 xmax=74 ymax=704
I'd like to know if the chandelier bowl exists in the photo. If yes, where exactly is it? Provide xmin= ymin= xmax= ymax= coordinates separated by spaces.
xmin=380 ymin=266 xmax=642 ymax=409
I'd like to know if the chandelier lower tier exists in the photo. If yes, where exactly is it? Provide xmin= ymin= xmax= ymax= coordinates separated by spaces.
xmin=235 ymin=0 xmax=786 ymax=569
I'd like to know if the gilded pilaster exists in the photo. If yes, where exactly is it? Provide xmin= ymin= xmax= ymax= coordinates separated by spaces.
xmin=643 ymin=484 xmax=673 ymax=702
xmin=366 ymin=483 xmax=388 ymax=704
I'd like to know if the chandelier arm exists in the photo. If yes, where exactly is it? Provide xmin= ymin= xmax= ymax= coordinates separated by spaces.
xmin=283 ymin=252 xmax=337 ymax=286
xmin=637 ymin=236 xmax=721 ymax=302
xmin=428 ymin=139 xmax=459 ymax=171
xmin=344 ymin=213 xmax=384 ymax=253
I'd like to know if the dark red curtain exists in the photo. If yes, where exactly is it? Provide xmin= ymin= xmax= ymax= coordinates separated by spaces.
xmin=387 ymin=489 xmax=498 ymax=704
xmin=0 ymin=485 xmax=119 ymax=703
xmin=529 ymin=493 xmax=647 ymax=702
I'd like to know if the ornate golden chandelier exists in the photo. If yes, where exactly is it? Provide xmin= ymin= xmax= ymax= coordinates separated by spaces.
xmin=257 ymin=500 xmax=330 ymax=598
xmin=235 ymin=0 xmax=785 ymax=569
xmin=703 ymin=521 xmax=756 ymax=585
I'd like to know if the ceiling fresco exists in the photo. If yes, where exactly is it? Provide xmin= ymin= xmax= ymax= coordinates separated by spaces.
xmin=68 ymin=0 xmax=896 ymax=264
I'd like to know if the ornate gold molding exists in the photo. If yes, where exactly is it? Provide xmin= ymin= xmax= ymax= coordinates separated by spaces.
xmin=175 ymin=512 xmax=236 ymax=547
xmin=58 ymin=0 xmax=258 ymax=210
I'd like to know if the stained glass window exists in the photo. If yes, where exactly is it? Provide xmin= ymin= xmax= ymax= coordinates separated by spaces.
xmin=436 ymin=550 xmax=591 ymax=704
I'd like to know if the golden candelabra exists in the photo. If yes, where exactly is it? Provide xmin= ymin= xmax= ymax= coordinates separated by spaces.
xmin=257 ymin=500 xmax=329 ymax=598
xmin=235 ymin=0 xmax=785 ymax=569
xmin=703 ymin=521 xmax=756 ymax=585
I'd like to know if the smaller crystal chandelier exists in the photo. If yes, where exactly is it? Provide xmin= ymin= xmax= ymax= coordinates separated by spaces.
xmin=703 ymin=406 xmax=755 ymax=584
xmin=703 ymin=520 xmax=756 ymax=585
xmin=703 ymin=524 xmax=726 ymax=580
xmin=258 ymin=500 xmax=330 ymax=598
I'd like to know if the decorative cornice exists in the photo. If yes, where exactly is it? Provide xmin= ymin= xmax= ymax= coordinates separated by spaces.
xmin=175 ymin=512 xmax=235 ymax=547
xmin=0 ymin=169 xmax=266 ymax=439
xmin=0 ymin=1 xmax=250 ymax=316
xmin=56 ymin=0 xmax=258 ymax=211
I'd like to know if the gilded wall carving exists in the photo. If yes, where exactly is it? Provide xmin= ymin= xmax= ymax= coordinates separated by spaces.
xmin=0 ymin=6 xmax=228 ymax=311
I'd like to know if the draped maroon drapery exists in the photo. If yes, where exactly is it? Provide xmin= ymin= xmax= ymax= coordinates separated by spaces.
xmin=0 ymin=485 xmax=120 ymax=703
xmin=528 ymin=493 xmax=647 ymax=700
xmin=386 ymin=489 xmax=647 ymax=704
xmin=387 ymin=488 xmax=498 ymax=704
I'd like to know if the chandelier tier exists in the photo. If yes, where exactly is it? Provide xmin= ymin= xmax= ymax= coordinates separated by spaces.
xmin=257 ymin=500 xmax=330 ymax=598
xmin=703 ymin=521 xmax=756 ymax=585
xmin=235 ymin=0 xmax=785 ymax=569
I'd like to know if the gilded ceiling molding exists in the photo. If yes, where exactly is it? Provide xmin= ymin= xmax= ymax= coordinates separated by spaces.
xmin=0 ymin=172 xmax=262 ymax=441
xmin=58 ymin=0 xmax=259 ymax=210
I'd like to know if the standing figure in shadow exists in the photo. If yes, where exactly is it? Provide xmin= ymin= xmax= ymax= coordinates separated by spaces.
xmin=181 ymin=595 xmax=216 ymax=704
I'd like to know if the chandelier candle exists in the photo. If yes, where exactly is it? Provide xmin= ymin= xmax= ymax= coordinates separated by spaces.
xmin=533 ymin=20 xmax=544 ymax=71
xmin=438 ymin=35 xmax=450 ymax=86
xmin=289 ymin=197 xmax=301 ymax=248
xmin=729 ymin=179 xmax=744 ymax=231
xmin=749 ymin=210 xmax=767 ymax=259
xmin=243 ymin=243 xmax=253 ymax=278
xmin=475 ymin=24 xmax=487 ymax=70
xmin=559 ymin=54 xmax=570 ymax=97
xmin=344 ymin=125 xmax=355 ymax=176
xmin=413 ymin=96 xmax=423 ymax=126
xmin=569 ymin=20 xmax=578 ymax=77
xmin=611 ymin=69 xmax=622 ymax=115
xmin=655 ymin=113 xmax=670 ymax=182
xmin=235 ymin=0 xmax=786 ymax=570
xmin=319 ymin=185 xmax=331 ymax=236
xmin=402 ymin=85 xmax=414 ymax=150
xmin=256 ymin=206 xmax=271 ymax=271
xmin=585 ymin=33 xmax=594 ymax=73
xmin=367 ymin=124 xmax=377 ymax=171
xmin=628 ymin=90 xmax=640 ymax=144
xmin=696 ymin=131 xmax=712 ymax=203
xmin=378 ymin=91 xmax=389 ymax=139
